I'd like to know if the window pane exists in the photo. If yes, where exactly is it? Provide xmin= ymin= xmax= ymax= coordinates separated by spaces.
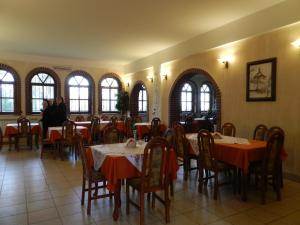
xmin=143 ymin=90 xmax=147 ymax=101
xmin=79 ymin=100 xmax=89 ymax=112
xmin=110 ymin=100 xmax=117 ymax=111
xmin=111 ymin=89 xmax=118 ymax=100
xmin=70 ymin=100 xmax=79 ymax=112
xmin=79 ymin=87 xmax=89 ymax=99
xmin=138 ymin=91 xmax=143 ymax=100
xmin=111 ymin=79 xmax=118 ymax=87
xmin=181 ymin=92 xmax=186 ymax=102
xmin=1 ymin=84 xmax=14 ymax=97
xmin=32 ymin=85 xmax=43 ymax=98
xmin=203 ymin=102 xmax=209 ymax=111
xmin=102 ymin=100 xmax=109 ymax=111
xmin=68 ymin=77 xmax=77 ymax=85
xmin=44 ymin=75 xmax=54 ymax=84
xmin=181 ymin=102 xmax=186 ymax=111
xmin=31 ymin=75 xmax=42 ymax=83
xmin=0 ymin=70 xmax=6 ymax=80
xmin=2 ymin=98 xmax=14 ymax=112
xmin=138 ymin=101 xmax=143 ymax=112
xmin=143 ymin=101 xmax=147 ymax=111
xmin=200 ymin=94 xmax=205 ymax=102
xmin=80 ymin=78 xmax=89 ymax=86
xmin=2 ymin=73 xmax=14 ymax=82
xmin=204 ymin=93 xmax=210 ymax=101
xmin=44 ymin=86 xmax=54 ymax=99
xmin=186 ymin=102 xmax=192 ymax=111
xmin=102 ymin=88 xmax=109 ymax=100
xmin=186 ymin=92 xmax=192 ymax=101
xmin=32 ymin=99 xmax=43 ymax=112
xmin=69 ymin=87 xmax=79 ymax=99
xmin=74 ymin=76 xmax=83 ymax=85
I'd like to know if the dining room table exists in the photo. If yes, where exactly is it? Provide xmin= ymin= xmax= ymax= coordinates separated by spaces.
xmin=134 ymin=122 xmax=167 ymax=139
xmin=88 ymin=141 xmax=179 ymax=220
xmin=185 ymin=132 xmax=288 ymax=201
xmin=4 ymin=122 xmax=41 ymax=150
xmin=48 ymin=125 xmax=91 ymax=143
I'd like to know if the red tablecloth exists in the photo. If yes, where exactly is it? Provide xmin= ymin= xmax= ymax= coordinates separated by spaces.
xmin=48 ymin=128 xmax=90 ymax=143
xmin=136 ymin=124 xmax=167 ymax=139
xmin=5 ymin=124 xmax=41 ymax=137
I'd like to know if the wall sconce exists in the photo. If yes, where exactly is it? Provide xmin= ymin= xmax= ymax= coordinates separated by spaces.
xmin=126 ymin=82 xmax=130 ymax=87
xmin=147 ymin=75 xmax=153 ymax=83
xmin=161 ymin=74 xmax=168 ymax=80
xmin=291 ymin=39 xmax=300 ymax=48
xmin=217 ymin=55 xmax=233 ymax=69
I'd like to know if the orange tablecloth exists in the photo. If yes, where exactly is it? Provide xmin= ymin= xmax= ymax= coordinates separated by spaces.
xmin=48 ymin=128 xmax=90 ymax=143
xmin=136 ymin=124 xmax=167 ymax=139
xmin=87 ymin=148 xmax=178 ymax=192
xmin=4 ymin=124 xmax=41 ymax=137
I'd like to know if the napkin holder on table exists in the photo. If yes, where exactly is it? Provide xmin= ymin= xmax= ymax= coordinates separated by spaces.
xmin=125 ymin=138 xmax=136 ymax=148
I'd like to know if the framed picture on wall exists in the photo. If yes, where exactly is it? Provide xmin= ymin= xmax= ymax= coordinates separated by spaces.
xmin=246 ymin=57 xmax=277 ymax=101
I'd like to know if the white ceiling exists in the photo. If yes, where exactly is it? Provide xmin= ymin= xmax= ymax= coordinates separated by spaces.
xmin=0 ymin=0 xmax=284 ymax=66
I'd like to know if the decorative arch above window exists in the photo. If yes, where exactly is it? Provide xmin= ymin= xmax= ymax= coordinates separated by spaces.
xmin=0 ymin=64 xmax=21 ymax=114
xmin=138 ymin=85 xmax=147 ymax=113
xmin=129 ymin=81 xmax=149 ymax=120
xmin=26 ymin=67 xmax=60 ymax=114
xmin=200 ymin=83 xmax=211 ymax=112
xmin=65 ymin=71 xmax=95 ymax=114
xmin=99 ymin=74 xmax=122 ymax=113
xmin=181 ymin=82 xmax=193 ymax=112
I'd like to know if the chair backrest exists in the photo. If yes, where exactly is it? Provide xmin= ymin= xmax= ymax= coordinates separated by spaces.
xmin=62 ymin=120 xmax=76 ymax=142
xmin=140 ymin=137 xmax=170 ymax=190
xmin=86 ymin=114 xmax=95 ymax=121
xmin=263 ymin=131 xmax=284 ymax=175
xmin=221 ymin=122 xmax=236 ymax=137
xmin=75 ymin=115 xmax=85 ymax=122
xmin=173 ymin=124 xmax=186 ymax=158
xmin=265 ymin=126 xmax=285 ymax=141
xmin=150 ymin=117 xmax=161 ymax=137
xmin=75 ymin=134 xmax=92 ymax=178
xmin=90 ymin=117 xmax=101 ymax=142
xmin=17 ymin=118 xmax=31 ymax=136
xmin=125 ymin=117 xmax=133 ymax=138
xmin=103 ymin=125 xmax=120 ymax=144
xmin=171 ymin=121 xmax=181 ymax=128
xmin=184 ymin=116 xmax=194 ymax=133
xmin=253 ymin=124 xmax=268 ymax=141
xmin=101 ymin=114 xmax=110 ymax=121
xmin=134 ymin=116 xmax=142 ymax=123
xmin=163 ymin=128 xmax=175 ymax=148
xmin=110 ymin=116 xmax=118 ymax=127
xmin=197 ymin=129 xmax=216 ymax=170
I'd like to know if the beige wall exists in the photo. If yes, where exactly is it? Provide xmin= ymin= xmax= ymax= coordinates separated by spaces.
xmin=126 ymin=23 xmax=300 ymax=176
xmin=0 ymin=59 xmax=123 ymax=121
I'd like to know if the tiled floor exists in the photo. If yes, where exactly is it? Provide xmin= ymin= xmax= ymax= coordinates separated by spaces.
xmin=0 ymin=148 xmax=300 ymax=225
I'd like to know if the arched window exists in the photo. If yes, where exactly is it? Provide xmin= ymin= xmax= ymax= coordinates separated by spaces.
xmin=200 ymin=83 xmax=211 ymax=112
xmin=68 ymin=75 xmax=90 ymax=113
xmin=0 ymin=70 xmax=16 ymax=113
xmin=181 ymin=83 xmax=193 ymax=112
xmin=138 ymin=85 xmax=147 ymax=112
xmin=101 ymin=77 xmax=119 ymax=112
xmin=30 ymin=73 xmax=56 ymax=113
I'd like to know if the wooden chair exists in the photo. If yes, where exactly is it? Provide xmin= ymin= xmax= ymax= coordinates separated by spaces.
xmin=100 ymin=114 xmax=110 ymax=121
xmin=173 ymin=124 xmax=198 ymax=181
xmin=75 ymin=134 xmax=113 ymax=215
xmin=221 ymin=122 xmax=236 ymax=137
xmin=16 ymin=118 xmax=33 ymax=150
xmin=253 ymin=124 xmax=268 ymax=141
xmin=134 ymin=116 xmax=142 ymax=123
xmin=125 ymin=117 xmax=134 ymax=138
xmin=184 ymin=116 xmax=194 ymax=133
xmin=103 ymin=125 xmax=121 ymax=144
xmin=150 ymin=117 xmax=161 ymax=137
xmin=265 ymin=126 xmax=285 ymax=187
xmin=60 ymin=120 xmax=77 ymax=159
xmin=110 ymin=116 xmax=118 ymax=127
xmin=75 ymin=115 xmax=85 ymax=122
xmin=197 ymin=129 xmax=234 ymax=200
xmin=126 ymin=137 xmax=171 ymax=225
xmin=253 ymin=131 xmax=284 ymax=204
xmin=90 ymin=117 xmax=101 ymax=144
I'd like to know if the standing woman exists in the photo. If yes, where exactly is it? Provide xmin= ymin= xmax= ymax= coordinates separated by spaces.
xmin=55 ymin=96 xmax=67 ymax=125
xmin=41 ymin=99 xmax=52 ymax=139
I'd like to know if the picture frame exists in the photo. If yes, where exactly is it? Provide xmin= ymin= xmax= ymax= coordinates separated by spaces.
xmin=246 ymin=57 xmax=277 ymax=101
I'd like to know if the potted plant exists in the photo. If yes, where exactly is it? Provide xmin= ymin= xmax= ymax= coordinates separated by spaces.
xmin=115 ymin=91 xmax=129 ymax=116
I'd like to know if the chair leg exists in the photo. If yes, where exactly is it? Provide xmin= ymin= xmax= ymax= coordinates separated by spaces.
xmin=276 ymin=175 xmax=281 ymax=201
xmin=261 ymin=175 xmax=266 ymax=205
xmin=151 ymin=192 xmax=155 ymax=209
xmin=164 ymin=185 xmax=170 ymax=223
xmin=214 ymin=171 xmax=218 ymax=200
xmin=139 ymin=192 xmax=145 ymax=225
xmin=87 ymin=181 xmax=92 ymax=215
xmin=126 ymin=182 xmax=130 ymax=215
xmin=198 ymin=167 xmax=203 ymax=193
xmin=94 ymin=181 xmax=98 ymax=197
xmin=81 ymin=178 xmax=85 ymax=205
xmin=170 ymin=180 xmax=174 ymax=197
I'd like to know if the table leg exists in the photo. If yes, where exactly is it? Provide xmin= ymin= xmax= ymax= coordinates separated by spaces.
xmin=34 ymin=134 xmax=39 ymax=149
xmin=241 ymin=172 xmax=248 ymax=201
xmin=8 ymin=136 xmax=12 ymax=151
xmin=113 ymin=180 xmax=121 ymax=221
